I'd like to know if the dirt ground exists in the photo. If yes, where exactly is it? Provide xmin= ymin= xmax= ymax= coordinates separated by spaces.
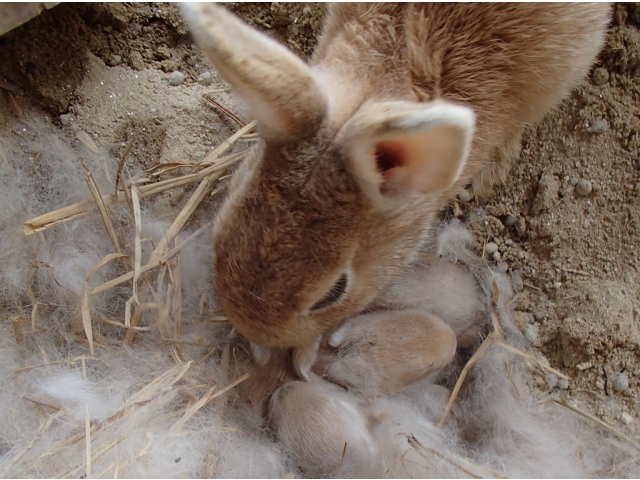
xmin=1 ymin=1 xmax=639 ymax=444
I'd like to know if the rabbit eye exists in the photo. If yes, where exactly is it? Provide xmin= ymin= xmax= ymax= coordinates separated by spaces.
xmin=311 ymin=274 xmax=348 ymax=311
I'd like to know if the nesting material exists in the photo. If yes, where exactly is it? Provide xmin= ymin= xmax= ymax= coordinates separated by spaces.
xmin=1 ymin=114 xmax=639 ymax=479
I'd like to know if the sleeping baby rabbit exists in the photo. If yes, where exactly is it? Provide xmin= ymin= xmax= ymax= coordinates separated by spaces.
xmin=180 ymin=3 xmax=609 ymax=352
xmin=267 ymin=377 xmax=384 ymax=477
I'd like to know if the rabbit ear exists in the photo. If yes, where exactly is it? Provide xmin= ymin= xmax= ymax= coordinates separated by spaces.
xmin=341 ymin=101 xmax=475 ymax=204
xmin=181 ymin=3 xmax=326 ymax=139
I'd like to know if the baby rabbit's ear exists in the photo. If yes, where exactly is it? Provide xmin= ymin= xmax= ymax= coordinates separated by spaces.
xmin=181 ymin=3 xmax=327 ymax=139
xmin=341 ymin=101 xmax=475 ymax=204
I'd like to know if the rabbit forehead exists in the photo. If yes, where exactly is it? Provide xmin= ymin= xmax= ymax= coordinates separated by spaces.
xmin=213 ymin=138 xmax=368 ymax=333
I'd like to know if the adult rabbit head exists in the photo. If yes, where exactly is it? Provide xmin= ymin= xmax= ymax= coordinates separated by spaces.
xmin=181 ymin=3 xmax=609 ymax=348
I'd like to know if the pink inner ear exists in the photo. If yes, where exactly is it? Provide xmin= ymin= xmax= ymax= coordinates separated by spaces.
xmin=375 ymin=140 xmax=407 ymax=174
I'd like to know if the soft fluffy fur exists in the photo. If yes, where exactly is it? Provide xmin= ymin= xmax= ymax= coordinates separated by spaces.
xmin=1 ymin=115 xmax=639 ymax=478
xmin=181 ymin=3 xmax=610 ymax=351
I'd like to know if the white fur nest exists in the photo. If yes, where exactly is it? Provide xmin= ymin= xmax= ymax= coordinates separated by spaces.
xmin=0 ymin=115 xmax=638 ymax=479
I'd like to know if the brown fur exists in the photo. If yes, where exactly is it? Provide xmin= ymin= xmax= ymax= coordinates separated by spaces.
xmin=315 ymin=3 xmax=611 ymax=195
xmin=182 ymin=3 xmax=610 ymax=349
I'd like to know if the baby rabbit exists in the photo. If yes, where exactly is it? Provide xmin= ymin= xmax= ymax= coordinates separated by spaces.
xmin=375 ymin=256 xmax=487 ymax=350
xmin=181 ymin=3 xmax=610 ymax=350
xmin=267 ymin=377 xmax=383 ymax=477
xmin=319 ymin=309 xmax=457 ymax=396
xmin=318 ymin=230 xmax=489 ymax=396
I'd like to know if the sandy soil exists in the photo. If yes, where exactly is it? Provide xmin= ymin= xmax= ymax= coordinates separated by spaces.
xmin=0 ymin=1 xmax=639 ymax=443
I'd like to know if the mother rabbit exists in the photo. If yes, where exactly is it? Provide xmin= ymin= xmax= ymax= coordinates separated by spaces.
xmin=181 ymin=3 xmax=610 ymax=350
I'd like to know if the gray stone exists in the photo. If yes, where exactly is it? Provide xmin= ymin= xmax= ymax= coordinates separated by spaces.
xmin=59 ymin=113 xmax=74 ymax=126
xmin=108 ymin=54 xmax=122 ymax=67
xmin=504 ymin=214 xmax=517 ymax=226
xmin=614 ymin=372 xmax=629 ymax=393
xmin=197 ymin=71 xmax=213 ymax=86
xmin=586 ymin=119 xmax=608 ymax=133
xmin=485 ymin=242 xmax=499 ymax=255
xmin=576 ymin=179 xmax=593 ymax=196
xmin=168 ymin=71 xmax=185 ymax=86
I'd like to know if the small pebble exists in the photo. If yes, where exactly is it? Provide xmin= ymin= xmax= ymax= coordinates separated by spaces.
xmin=569 ymin=176 xmax=580 ymax=186
xmin=575 ymin=179 xmax=593 ymax=196
xmin=492 ymin=251 xmax=501 ymax=261
xmin=168 ymin=71 xmax=185 ymax=86
xmin=620 ymin=412 xmax=634 ymax=425
xmin=592 ymin=67 xmax=609 ymax=86
xmin=614 ymin=372 xmax=629 ymax=393
xmin=505 ymin=239 xmax=513 ymax=246
xmin=504 ymin=213 xmax=517 ymax=226
xmin=553 ymin=282 xmax=562 ymax=290
xmin=458 ymin=188 xmax=472 ymax=203
xmin=498 ymin=243 xmax=508 ymax=253
xmin=108 ymin=54 xmax=122 ymax=67
xmin=59 ymin=113 xmax=74 ymax=126
xmin=546 ymin=373 xmax=559 ymax=389
xmin=197 ymin=71 xmax=213 ymax=86
xmin=558 ymin=378 xmax=570 ymax=390
xmin=485 ymin=242 xmax=499 ymax=254
xmin=586 ymin=119 xmax=608 ymax=133
xmin=523 ymin=324 xmax=537 ymax=344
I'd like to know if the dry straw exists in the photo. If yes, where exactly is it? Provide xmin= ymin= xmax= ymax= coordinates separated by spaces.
xmin=15 ymin=114 xmax=256 ymax=477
